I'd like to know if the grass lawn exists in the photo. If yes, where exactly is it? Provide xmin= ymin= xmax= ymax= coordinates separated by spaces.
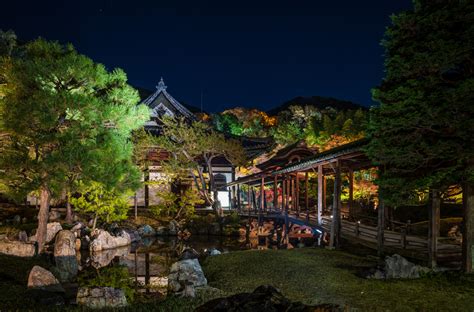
xmin=201 ymin=248 xmax=474 ymax=312
xmin=1 ymin=248 xmax=473 ymax=311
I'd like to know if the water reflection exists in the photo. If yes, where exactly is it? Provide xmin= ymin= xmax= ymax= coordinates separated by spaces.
xmin=80 ymin=233 xmax=320 ymax=294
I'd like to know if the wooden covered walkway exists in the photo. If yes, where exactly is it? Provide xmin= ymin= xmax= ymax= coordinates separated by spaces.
xmin=228 ymin=139 xmax=462 ymax=267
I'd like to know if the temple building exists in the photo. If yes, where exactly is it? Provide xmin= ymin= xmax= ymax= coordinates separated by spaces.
xmin=136 ymin=78 xmax=273 ymax=210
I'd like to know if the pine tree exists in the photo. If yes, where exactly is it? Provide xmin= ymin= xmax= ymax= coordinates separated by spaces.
xmin=366 ymin=0 xmax=474 ymax=271
xmin=0 ymin=38 xmax=149 ymax=250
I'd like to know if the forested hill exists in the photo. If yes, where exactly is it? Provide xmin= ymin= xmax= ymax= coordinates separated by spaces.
xmin=267 ymin=96 xmax=367 ymax=116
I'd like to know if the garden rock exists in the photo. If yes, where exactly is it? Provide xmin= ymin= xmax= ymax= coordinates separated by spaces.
xmin=168 ymin=220 xmax=179 ymax=235
xmin=168 ymin=258 xmax=207 ymax=296
xmin=156 ymin=226 xmax=168 ymax=236
xmin=195 ymin=285 xmax=340 ymax=312
xmin=70 ymin=222 xmax=85 ymax=236
xmin=54 ymin=230 xmax=78 ymax=282
xmin=49 ymin=210 xmax=61 ymax=221
xmin=138 ymin=224 xmax=156 ymax=237
xmin=18 ymin=230 xmax=28 ymax=242
xmin=125 ymin=229 xmax=141 ymax=243
xmin=89 ymin=229 xmax=131 ymax=252
xmin=27 ymin=265 xmax=64 ymax=293
xmin=13 ymin=214 xmax=21 ymax=224
xmin=75 ymin=238 xmax=81 ymax=250
xmin=81 ymin=235 xmax=91 ymax=250
xmin=207 ymin=248 xmax=221 ymax=256
xmin=179 ymin=247 xmax=200 ymax=260
xmin=0 ymin=239 xmax=36 ymax=257
xmin=76 ymin=287 xmax=127 ymax=308
xmin=29 ymin=222 xmax=63 ymax=244
xmin=367 ymin=254 xmax=430 ymax=279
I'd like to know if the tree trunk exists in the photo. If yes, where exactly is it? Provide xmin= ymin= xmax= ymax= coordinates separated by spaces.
xmin=36 ymin=186 xmax=51 ymax=253
xmin=207 ymin=158 xmax=219 ymax=214
xmin=134 ymin=193 xmax=138 ymax=221
xmin=92 ymin=214 xmax=98 ymax=232
xmin=463 ymin=182 xmax=474 ymax=273
xmin=65 ymin=192 xmax=72 ymax=224
xmin=428 ymin=189 xmax=440 ymax=268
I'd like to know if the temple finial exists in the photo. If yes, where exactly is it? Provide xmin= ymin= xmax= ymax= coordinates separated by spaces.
xmin=156 ymin=77 xmax=167 ymax=91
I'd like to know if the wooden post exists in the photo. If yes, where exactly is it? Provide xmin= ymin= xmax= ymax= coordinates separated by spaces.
xmin=428 ymin=189 xmax=441 ymax=268
xmin=286 ymin=176 xmax=290 ymax=212
xmin=290 ymin=175 xmax=295 ymax=210
xmin=260 ymin=177 xmax=265 ymax=214
xmin=329 ymin=160 xmax=341 ymax=248
xmin=145 ymin=252 xmax=150 ymax=294
xmin=247 ymin=184 xmax=251 ymax=216
xmin=305 ymin=172 xmax=309 ymax=220
xmin=401 ymin=228 xmax=407 ymax=249
xmin=144 ymin=168 xmax=150 ymax=209
xmin=282 ymin=176 xmax=286 ymax=211
xmin=134 ymin=193 xmax=138 ymax=221
xmin=317 ymin=164 xmax=324 ymax=225
xmin=348 ymin=168 xmax=354 ymax=219
xmin=273 ymin=175 xmax=278 ymax=211
xmin=295 ymin=173 xmax=300 ymax=216
xmin=323 ymin=173 xmax=327 ymax=211
xmin=463 ymin=182 xmax=474 ymax=273
xmin=252 ymin=187 xmax=258 ymax=214
xmin=377 ymin=199 xmax=385 ymax=257
xmin=237 ymin=184 xmax=242 ymax=211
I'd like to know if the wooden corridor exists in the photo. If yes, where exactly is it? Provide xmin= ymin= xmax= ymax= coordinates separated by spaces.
xmin=228 ymin=139 xmax=463 ymax=267
xmin=239 ymin=209 xmax=462 ymax=266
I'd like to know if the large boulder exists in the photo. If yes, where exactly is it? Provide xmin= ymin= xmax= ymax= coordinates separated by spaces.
xmin=367 ymin=254 xmax=430 ymax=279
xmin=168 ymin=259 xmax=207 ymax=296
xmin=29 ymin=222 xmax=63 ymax=244
xmin=89 ymin=229 xmax=131 ymax=252
xmin=27 ymin=265 xmax=64 ymax=293
xmin=53 ymin=230 xmax=78 ymax=282
xmin=76 ymin=287 xmax=127 ymax=308
xmin=0 ymin=239 xmax=36 ymax=257
xmin=137 ymin=225 xmax=156 ymax=237
xmin=195 ymin=285 xmax=339 ymax=312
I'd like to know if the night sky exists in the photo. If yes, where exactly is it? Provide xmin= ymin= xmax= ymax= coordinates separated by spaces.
xmin=1 ymin=0 xmax=413 ymax=112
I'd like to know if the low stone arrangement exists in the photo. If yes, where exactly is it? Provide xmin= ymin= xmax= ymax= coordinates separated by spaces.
xmin=366 ymin=254 xmax=431 ymax=279
xmin=196 ymin=285 xmax=341 ymax=312
xmin=76 ymin=287 xmax=128 ymax=308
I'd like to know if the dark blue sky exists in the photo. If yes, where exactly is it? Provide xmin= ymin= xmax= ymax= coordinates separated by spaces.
xmin=1 ymin=0 xmax=413 ymax=112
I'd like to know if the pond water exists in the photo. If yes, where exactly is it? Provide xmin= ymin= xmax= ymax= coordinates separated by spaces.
xmin=78 ymin=233 xmax=320 ymax=296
